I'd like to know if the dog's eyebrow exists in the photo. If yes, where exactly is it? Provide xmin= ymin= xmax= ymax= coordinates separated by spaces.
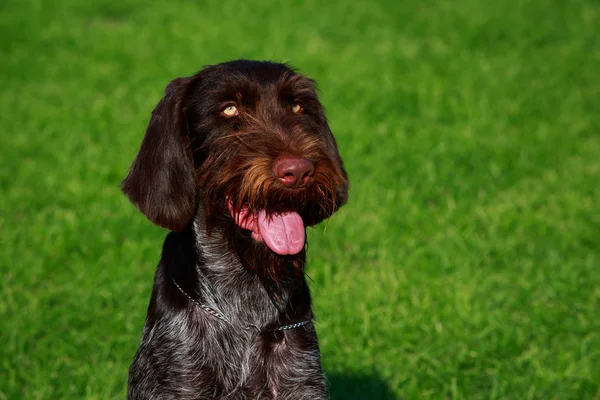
xmin=280 ymin=78 xmax=317 ymax=97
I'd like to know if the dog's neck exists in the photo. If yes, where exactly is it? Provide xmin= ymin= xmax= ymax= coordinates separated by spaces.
xmin=177 ymin=213 xmax=310 ymax=329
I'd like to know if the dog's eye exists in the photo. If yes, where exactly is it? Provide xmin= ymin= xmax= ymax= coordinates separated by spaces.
xmin=221 ymin=105 xmax=239 ymax=117
xmin=291 ymin=102 xmax=303 ymax=114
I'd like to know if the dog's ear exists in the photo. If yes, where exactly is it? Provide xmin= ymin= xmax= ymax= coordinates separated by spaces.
xmin=325 ymin=128 xmax=349 ymax=208
xmin=121 ymin=77 xmax=197 ymax=232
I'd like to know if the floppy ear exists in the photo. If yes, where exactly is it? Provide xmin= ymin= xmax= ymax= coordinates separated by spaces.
xmin=326 ymin=128 xmax=349 ymax=209
xmin=121 ymin=77 xmax=197 ymax=232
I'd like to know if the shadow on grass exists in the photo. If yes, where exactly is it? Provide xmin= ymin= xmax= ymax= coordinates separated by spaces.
xmin=327 ymin=371 xmax=397 ymax=400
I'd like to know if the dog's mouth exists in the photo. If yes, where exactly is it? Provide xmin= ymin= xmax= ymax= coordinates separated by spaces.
xmin=227 ymin=198 xmax=305 ymax=255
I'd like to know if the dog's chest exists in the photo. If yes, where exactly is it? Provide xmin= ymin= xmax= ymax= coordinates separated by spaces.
xmin=150 ymin=315 xmax=302 ymax=397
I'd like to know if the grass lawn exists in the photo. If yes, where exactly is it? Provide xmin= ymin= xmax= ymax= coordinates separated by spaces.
xmin=1 ymin=0 xmax=599 ymax=398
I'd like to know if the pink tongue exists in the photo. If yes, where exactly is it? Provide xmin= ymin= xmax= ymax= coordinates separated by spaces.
xmin=258 ymin=210 xmax=305 ymax=255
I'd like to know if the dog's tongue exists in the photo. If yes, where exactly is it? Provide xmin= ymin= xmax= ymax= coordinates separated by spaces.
xmin=258 ymin=210 xmax=305 ymax=255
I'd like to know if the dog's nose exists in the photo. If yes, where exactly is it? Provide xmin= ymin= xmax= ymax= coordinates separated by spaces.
xmin=273 ymin=157 xmax=315 ymax=188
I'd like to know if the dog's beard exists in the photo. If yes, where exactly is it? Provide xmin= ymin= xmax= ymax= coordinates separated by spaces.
xmin=197 ymin=145 xmax=346 ymax=259
xmin=200 ymin=180 xmax=340 ymax=258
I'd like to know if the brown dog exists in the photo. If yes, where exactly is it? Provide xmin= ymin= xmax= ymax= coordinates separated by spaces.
xmin=122 ymin=60 xmax=348 ymax=399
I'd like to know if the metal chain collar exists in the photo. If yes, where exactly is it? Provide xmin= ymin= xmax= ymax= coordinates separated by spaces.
xmin=171 ymin=278 xmax=309 ymax=332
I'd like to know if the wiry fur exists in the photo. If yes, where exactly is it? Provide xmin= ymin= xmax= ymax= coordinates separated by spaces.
xmin=122 ymin=60 xmax=348 ymax=399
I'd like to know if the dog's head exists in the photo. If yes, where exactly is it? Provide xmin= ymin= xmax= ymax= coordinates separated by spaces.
xmin=122 ymin=60 xmax=348 ymax=257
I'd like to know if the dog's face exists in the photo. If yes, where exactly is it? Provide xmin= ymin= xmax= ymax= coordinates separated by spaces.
xmin=122 ymin=60 xmax=348 ymax=257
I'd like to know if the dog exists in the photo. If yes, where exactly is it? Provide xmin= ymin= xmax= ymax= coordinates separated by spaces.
xmin=121 ymin=60 xmax=348 ymax=399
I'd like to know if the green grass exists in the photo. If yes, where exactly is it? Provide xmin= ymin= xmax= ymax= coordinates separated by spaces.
xmin=1 ymin=0 xmax=599 ymax=398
